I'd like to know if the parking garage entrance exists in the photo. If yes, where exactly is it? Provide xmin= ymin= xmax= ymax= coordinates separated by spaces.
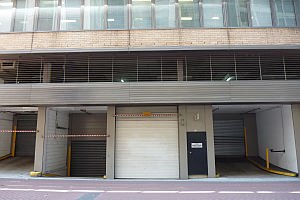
xmin=0 ymin=108 xmax=37 ymax=178
xmin=213 ymin=104 xmax=298 ymax=179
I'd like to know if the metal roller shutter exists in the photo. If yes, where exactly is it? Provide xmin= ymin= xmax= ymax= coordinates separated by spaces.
xmin=115 ymin=106 xmax=179 ymax=179
xmin=71 ymin=140 xmax=106 ymax=177
xmin=214 ymin=120 xmax=245 ymax=157
xmin=15 ymin=115 xmax=37 ymax=157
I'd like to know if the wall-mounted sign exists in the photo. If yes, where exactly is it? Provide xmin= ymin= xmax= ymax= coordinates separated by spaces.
xmin=191 ymin=143 xmax=203 ymax=148
xmin=143 ymin=112 xmax=152 ymax=116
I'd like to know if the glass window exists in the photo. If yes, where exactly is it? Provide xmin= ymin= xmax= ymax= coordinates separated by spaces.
xmin=179 ymin=0 xmax=200 ymax=28
xmin=228 ymin=0 xmax=249 ymax=27
xmin=60 ymin=0 xmax=81 ymax=31
xmin=131 ymin=0 xmax=152 ymax=29
xmin=203 ymin=0 xmax=224 ymax=27
xmin=155 ymin=0 xmax=176 ymax=29
xmin=250 ymin=0 xmax=272 ymax=27
xmin=107 ymin=0 xmax=128 ymax=30
xmin=84 ymin=0 xmax=105 ymax=30
xmin=14 ymin=0 xmax=35 ymax=32
xmin=274 ymin=0 xmax=296 ymax=27
xmin=0 ymin=0 xmax=13 ymax=32
xmin=37 ymin=0 xmax=58 ymax=31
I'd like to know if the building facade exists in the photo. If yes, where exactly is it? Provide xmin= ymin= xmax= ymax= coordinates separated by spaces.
xmin=0 ymin=0 xmax=300 ymax=179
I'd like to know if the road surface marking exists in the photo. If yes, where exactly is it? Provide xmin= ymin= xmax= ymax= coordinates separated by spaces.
xmin=219 ymin=191 xmax=254 ymax=194
xmin=179 ymin=191 xmax=216 ymax=194
xmin=256 ymin=191 xmax=274 ymax=194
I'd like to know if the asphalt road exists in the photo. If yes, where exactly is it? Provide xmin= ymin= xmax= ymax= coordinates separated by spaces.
xmin=1 ymin=178 xmax=300 ymax=200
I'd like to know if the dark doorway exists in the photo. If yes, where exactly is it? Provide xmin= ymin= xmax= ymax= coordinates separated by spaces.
xmin=187 ymin=132 xmax=208 ymax=175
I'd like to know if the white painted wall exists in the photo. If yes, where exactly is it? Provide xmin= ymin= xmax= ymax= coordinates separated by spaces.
xmin=257 ymin=105 xmax=298 ymax=173
xmin=43 ymin=109 xmax=69 ymax=175
xmin=0 ymin=113 xmax=13 ymax=157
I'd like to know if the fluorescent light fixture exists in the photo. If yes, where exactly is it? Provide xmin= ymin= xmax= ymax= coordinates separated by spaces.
xmin=181 ymin=17 xmax=193 ymax=21
xmin=226 ymin=76 xmax=234 ymax=82
xmin=0 ymin=2 xmax=13 ymax=6
xmin=212 ymin=17 xmax=220 ymax=20
xmin=132 ymin=0 xmax=151 ymax=1
xmin=178 ymin=0 xmax=194 ymax=2
xmin=135 ymin=18 xmax=143 ymax=21
xmin=107 ymin=18 xmax=115 ymax=22
xmin=61 ymin=20 xmax=77 ymax=23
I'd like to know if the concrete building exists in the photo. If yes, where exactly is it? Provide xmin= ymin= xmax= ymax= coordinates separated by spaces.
xmin=0 ymin=0 xmax=300 ymax=179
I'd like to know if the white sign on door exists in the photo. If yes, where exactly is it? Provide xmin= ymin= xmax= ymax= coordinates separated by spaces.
xmin=191 ymin=143 xmax=203 ymax=148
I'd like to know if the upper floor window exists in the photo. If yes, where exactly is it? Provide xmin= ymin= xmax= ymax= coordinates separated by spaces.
xmin=107 ymin=0 xmax=128 ymax=30
xmin=131 ymin=0 xmax=152 ymax=29
xmin=60 ymin=0 xmax=81 ymax=31
xmin=179 ymin=0 xmax=200 ymax=28
xmin=155 ymin=0 xmax=176 ymax=29
xmin=0 ymin=0 xmax=13 ymax=32
xmin=227 ymin=0 xmax=249 ymax=27
xmin=37 ymin=0 xmax=58 ymax=31
xmin=84 ymin=0 xmax=105 ymax=30
xmin=274 ymin=0 xmax=297 ymax=27
xmin=251 ymin=0 xmax=273 ymax=27
xmin=14 ymin=0 xmax=35 ymax=32
xmin=203 ymin=0 xmax=224 ymax=27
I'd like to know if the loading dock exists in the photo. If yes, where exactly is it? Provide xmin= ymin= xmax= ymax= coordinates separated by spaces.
xmin=213 ymin=104 xmax=298 ymax=178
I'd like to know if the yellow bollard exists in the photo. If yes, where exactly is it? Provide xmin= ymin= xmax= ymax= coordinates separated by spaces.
xmin=266 ymin=148 xmax=270 ymax=169
xmin=11 ymin=126 xmax=17 ymax=157
xmin=67 ymin=144 xmax=71 ymax=177
xmin=244 ymin=127 xmax=248 ymax=158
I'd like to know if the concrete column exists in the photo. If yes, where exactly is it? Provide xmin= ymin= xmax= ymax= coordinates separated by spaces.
xmin=178 ymin=105 xmax=188 ymax=179
xmin=43 ymin=63 xmax=51 ymax=83
xmin=243 ymin=114 xmax=258 ymax=157
xmin=204 ymin=105 xmax=216 ymax=178
xmin=34 ymin=107 xmax=47 ymax=173
xmin=177 ymin=58 xmax=185 ymax=81
xmin=292 ymin=104 xmax=300 ymax=174
xmin=106 ymin=106 xmax=116 ymax=179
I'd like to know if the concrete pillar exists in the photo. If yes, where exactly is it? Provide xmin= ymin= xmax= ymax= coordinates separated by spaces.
xmin=177 ymin=58 xmax=185 ymax=81
xmin=292 ymin=104 xmax=300 ymax=174
xmin=178 ymin=105 xmax=216 ymax=179
xmin=43 ymin=63 xmax=51 ymax=83
xmin=243 ymin=114 xmax=258 ymax=157
xmin=204 ymin=105 xmax=216 ymax=178
xmin=33 ymin=107 xmax=47 ymax=173
xmin=178 ymin=105 xmax=188 ymax=179
xmin=106 ymin=106 xmax=116 ymax=179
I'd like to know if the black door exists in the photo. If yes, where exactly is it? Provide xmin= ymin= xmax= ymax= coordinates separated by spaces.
xmin=187 ymin=132 xmax=208 ymax=175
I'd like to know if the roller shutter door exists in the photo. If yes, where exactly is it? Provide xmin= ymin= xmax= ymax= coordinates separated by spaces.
xmin=115 ymin=107 xmax=179 ymax=179
xmin=214 ymin=120 xmax=245 ymax=157
xmin=15 ymin=115 xmax=37 ymax=157
xmin=71 ymin=140 xmax=106 ymax=177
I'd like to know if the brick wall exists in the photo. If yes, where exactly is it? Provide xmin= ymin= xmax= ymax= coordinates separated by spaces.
xmin=0 ymin=28 xmax=299 ymax=52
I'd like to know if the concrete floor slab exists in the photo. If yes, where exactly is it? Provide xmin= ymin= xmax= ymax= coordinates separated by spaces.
xmin=0 ymin=157 xmax=33 ymax=178
xmin=216 ymin=158 xmax=293 ymax=179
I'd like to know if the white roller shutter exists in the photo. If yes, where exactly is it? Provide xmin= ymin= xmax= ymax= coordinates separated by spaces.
xmin=115 ymin=107 xmax=179 ymax=179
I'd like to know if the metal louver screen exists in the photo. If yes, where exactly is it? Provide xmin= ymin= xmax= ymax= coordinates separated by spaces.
xmin=0 ymin=50 xmax=299 ymax=84
xmin=214 ymin=120 xmax=245 ymax=157
xmin=71 ymin=140 xmax=106 ymax=177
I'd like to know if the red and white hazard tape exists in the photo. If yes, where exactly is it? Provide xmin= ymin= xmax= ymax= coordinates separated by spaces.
xmin=0 ymin=130 xmax=37 ymax=133
xmin=46 ymin=134 xmax=109 ymax=138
